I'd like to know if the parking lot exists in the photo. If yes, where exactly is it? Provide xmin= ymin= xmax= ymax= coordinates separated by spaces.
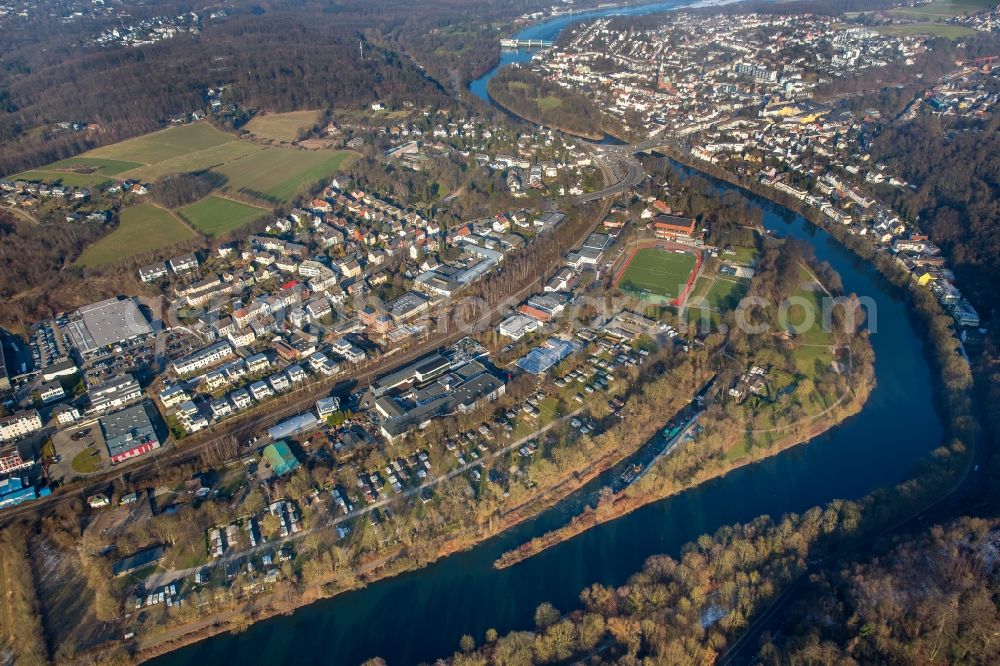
xmin=48 ymin=424 xmax=109 ymax=482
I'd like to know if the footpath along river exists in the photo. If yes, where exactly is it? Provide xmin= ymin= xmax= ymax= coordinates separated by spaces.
xmin=151 ymin=3 xmax=945 ymax=664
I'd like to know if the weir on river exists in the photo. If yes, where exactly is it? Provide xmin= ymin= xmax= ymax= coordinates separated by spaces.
xmin=152 ymin=3 xmax=945 ymax=664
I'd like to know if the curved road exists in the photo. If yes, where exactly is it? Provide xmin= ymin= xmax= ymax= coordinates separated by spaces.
xmin=571 ymin=137 xmax=675 ymax=205
xmin=573 ymin=158 xmax=644 ymax=204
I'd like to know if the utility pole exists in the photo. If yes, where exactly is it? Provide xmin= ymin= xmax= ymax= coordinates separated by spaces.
xmin=359 ymin=40 xmax=364 ymax=62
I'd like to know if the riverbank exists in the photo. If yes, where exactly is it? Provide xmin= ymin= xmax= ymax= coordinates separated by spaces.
xmin=495 ymin=376 xmax=872 ymax=569
xmin=126 ymin=363 xmax=714 ymax=663
xmin=139 ymin=81 xmax=959 ymax=663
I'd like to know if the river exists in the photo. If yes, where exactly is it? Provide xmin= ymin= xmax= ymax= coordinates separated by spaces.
xmin=150 ymin=4 xmax=944 ymax=664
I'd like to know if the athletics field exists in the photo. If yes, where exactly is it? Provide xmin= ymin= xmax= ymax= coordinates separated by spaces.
xmin=613 ymin=243 xmax=701 ymax=305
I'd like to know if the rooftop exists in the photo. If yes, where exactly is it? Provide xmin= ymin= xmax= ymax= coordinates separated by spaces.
xmin=100 ymin=403 xmax=159 ymax=458
xmin=516 ymin=338 xmax=580 ymax=375
xmin=262 ymin=440 xmax=300 ymax=477
xmin=65 ymin=298 xmax=153 ymax=355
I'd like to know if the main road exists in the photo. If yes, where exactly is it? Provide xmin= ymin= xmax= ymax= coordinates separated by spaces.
xmin=571 ymin=136 xmax=678 ymax=205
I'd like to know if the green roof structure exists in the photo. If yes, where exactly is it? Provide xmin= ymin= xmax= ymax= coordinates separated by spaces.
xmin=262 ymin=440 xmax=300 ymax=477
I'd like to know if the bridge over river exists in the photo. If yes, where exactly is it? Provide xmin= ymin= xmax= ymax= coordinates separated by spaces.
xmin=500 ymin=38 xmax=554 ymax=48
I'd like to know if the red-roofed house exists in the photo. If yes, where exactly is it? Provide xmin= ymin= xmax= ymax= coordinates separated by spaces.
xmin=649 ymin=215 xmax=696 ymax=239
xmin=518 ymin=304 xmax=552 ymax=322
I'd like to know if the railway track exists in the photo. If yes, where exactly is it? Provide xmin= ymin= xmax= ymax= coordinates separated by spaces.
xmin=0 ymin=196 xmax=614 ymax=527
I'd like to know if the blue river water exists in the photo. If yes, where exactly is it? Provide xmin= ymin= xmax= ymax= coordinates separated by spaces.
xmin=150 ymin=4 xmax=944 ymax=664
xmin=469 ymin=0 xmax=691 ymax=104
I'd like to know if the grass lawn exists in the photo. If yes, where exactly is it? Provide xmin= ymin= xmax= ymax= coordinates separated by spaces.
xmin=75 ymin=203 xmax=197 ymax=267
xmin=87 ymin=122 xmax=238 ymax=165
xmin=786 ymin=270 xmax=835 ymax=374
xmin=876 ymin=22 xmax=977 ymax=38
xmin=165 ymin=541 xmax=210 ymax=570
xmin=721 ymin=245 xmax=758 ymax=266
xmin=71 ymin=448 xmax=102 ymax=474
xmin=704 ymin=278 xmax=748 ymax=312
xmin=618 ymin=247 xmax=697 ymax=299
xmin=724 ymin=440 xmax=750 ymax=461
xmin=12 ymin=170 xmax=113 ymax=188
xmin=793 ymin=342 xmax=834 ymax=375
xmin=245 ymin=110 xmax=322 ymax=142
xmin=213 ymin=147 xmax=356 ymax=203
xmin=538 ymin=95 xmax=563 ymax=111
xmin=686 ymin=306 xmax=721 ymax=330
xmin=178 ymin=195 xmax=267 ymax=236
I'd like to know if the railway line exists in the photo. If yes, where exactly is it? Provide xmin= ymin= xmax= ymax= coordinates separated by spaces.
xmin=0 ymin=189 xmax=615 ymax=528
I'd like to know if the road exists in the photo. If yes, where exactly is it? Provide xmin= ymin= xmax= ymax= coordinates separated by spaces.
xmin=570 ymin=136 xmax=679 ymax=205
xmin=573 ymin=159 xmax=644 ymax=204
xmin=0 ymin=167 xmax=616 ymax=528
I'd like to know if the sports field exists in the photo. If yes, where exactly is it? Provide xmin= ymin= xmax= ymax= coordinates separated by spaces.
xmin=617 ymin=247 xmax=697 ymax=300
xmin=75 ymin=203 xmax=197 ymax=267
xmin=213 ymin=147 xmax=356 ymax=203
xmin=177 ymin=195 xmax=267 ymax=236
xmin=700 ymin=277 xmax=748 ymax=311
xmin=245 ymin=110 xmax=322 ymax=142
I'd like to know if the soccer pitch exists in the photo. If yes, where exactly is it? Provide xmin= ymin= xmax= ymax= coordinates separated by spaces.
xmin=617 ymin=247 xmax=697 ymax=299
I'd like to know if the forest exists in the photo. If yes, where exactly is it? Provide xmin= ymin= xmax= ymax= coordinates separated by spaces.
xmin=758 ymin=516 xmax=1000 ymax=664
xmin=0 ymin=210 xmax=124 ymax=330
xmin=0 ymin=0 xmax=465 ymax=175
xmin=487 ymin=67 xmax=611 ymax=140
xmin=432 ymin=500 xmax=910 ymax=665
xmin=871 ymin=114 xmax=1000 ymax=317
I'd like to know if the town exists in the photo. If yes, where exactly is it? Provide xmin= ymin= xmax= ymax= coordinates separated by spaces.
xmin=518 ymin=6 xmax=993 ymax=332
xmin=0 ymin=0 xmax=994 ymax=663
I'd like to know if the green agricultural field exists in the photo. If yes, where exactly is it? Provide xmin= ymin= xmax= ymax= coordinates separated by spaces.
xmin=177 ymin=195 xmax=267 ymax=236
xmin=18 ymin=122 xmax=353 ymax=207
xmin=87 ymin=122 xmax=238 ymax=165
xmin=245 ymin=110 xmax=322 ymax=142
xmin=75 ymin=203 xmax=196 ymax=267
xmin=120 ymin=140 xmax=263 ymax=182
xmin=213 ymin=147 xmax=356 ymax=203
xmin=44 ymin=157 xmax=144 ymax=175
xmin=887 ymin=0 xmax=993 ymax=19
xmin=12 ymin=170 xmax=112 ymax=188
xmin=618 ymin=247 xmax=697 ymax=299
xmin=876 ymin=22 xmax=976 ymax=38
